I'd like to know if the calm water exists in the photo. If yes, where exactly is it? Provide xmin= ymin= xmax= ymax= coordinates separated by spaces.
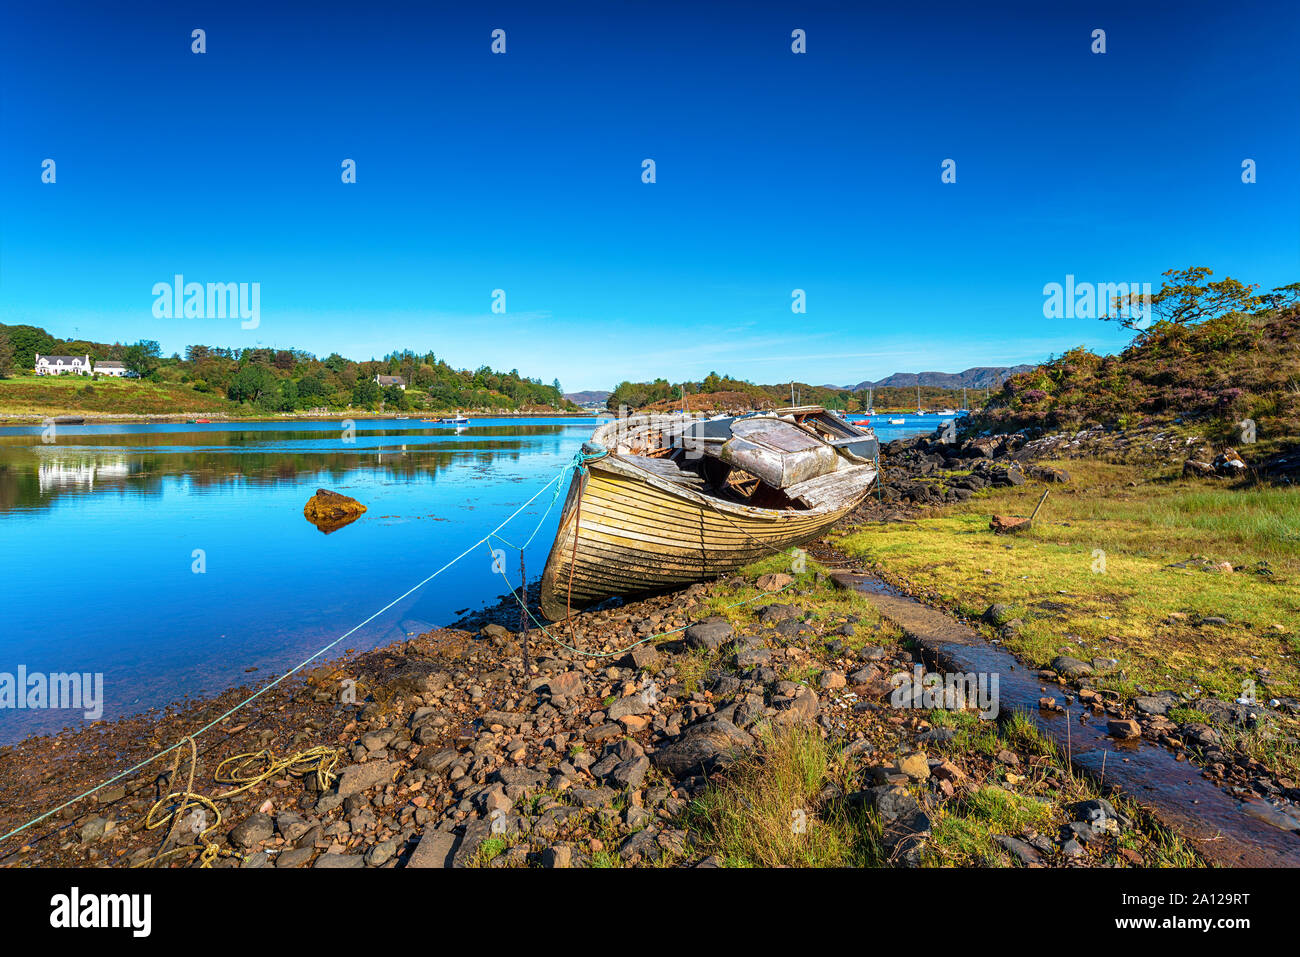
xmin=0 ymin=413 xmax=945 ymax=742
xmin=847 ymin=412 xmax=960 ymax=442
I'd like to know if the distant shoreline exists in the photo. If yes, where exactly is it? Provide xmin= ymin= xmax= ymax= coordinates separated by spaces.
xmin=0 ymin=409 xmax=596 ymax=426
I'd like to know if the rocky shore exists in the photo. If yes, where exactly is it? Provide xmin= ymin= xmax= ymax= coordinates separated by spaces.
xmin=0 ymin=557 xmax=1192 ymax=869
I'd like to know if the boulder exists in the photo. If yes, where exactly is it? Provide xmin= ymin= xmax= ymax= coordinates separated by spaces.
xmin=1050 ymin=656 xmax=1094 ymax=680
xmin=652 ymin=719 xmax=753 ymax=777
xmin=983 ymin=603 xmax=1017 ymax=627
xmin=302 ymin=489 xmax=367 ymax=533
xmin=335 ymin=760 xmax=395 ymax=798
xmin=1027 ymin=465 xmax=1070 ymax=484
xmin=1213 ymin=448 xmax=1247 ymax=476
xmin=229 ymin=812 xmax=274 ymax=849
xmin=1182 ymin=459 xmax=1216 ymax=479
xmin=684 ymin=617 xmax=733 ymax=651
xmin=1107 ymin=719 xmax=1141 ymax=739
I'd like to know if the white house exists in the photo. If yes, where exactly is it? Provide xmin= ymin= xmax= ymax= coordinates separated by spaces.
xmin=374 ymin=374 xmax=407 ymax=390
xmin=34 ymin=354 xmax=92 ymax=376
xmin=95 ymin=361 xmax=128 ymax=377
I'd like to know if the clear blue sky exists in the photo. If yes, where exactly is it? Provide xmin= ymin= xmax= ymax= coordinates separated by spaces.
xmin=2 ymin=0 xmax=1297 ymax=391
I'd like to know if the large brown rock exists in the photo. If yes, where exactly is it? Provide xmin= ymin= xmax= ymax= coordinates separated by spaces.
xmin=303 ymin=488 xmax=367 ymax=533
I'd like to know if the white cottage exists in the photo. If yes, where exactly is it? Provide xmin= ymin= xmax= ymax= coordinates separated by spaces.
xmin=34 ymin=354 xmax=92 ymax=376
xmin=94 ymin=361 xmax=128 ymax=377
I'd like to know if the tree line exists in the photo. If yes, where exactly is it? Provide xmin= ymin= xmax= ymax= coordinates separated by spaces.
xmin=0 ymin=325 xmax=572 ymax=413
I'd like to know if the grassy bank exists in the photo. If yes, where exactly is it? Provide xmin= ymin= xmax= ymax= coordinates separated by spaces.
xmin=0 ymin=375 xmax=583 ymax=422
xmin=832 ymin=459 xmax=1300 ymax=774
xmin=0 ymin=375 xmax=239 ymax=418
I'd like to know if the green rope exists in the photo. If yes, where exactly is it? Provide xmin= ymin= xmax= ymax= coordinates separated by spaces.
xmin=485 ymin=537 xmax=797 ymax=659
xmin=492 ymin=446 xmax=606 ymax=553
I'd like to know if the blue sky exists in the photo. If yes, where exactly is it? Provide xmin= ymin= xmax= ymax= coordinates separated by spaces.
xmin=2 ymin=0 xmax=1297 ymax=391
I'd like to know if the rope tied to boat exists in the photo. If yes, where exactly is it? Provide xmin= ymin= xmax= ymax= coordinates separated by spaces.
xmin=492 ymin=444 xmax=606 ymax=553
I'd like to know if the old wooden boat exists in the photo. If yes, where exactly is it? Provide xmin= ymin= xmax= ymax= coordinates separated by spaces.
xmin=538 ymin=406 xmax=878 ymax=619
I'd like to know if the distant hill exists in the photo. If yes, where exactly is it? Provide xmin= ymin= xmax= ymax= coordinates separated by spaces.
xmin=564 ymin=390 xmax=611 ymax=406
xmin=849 ymin=366 xmax=1034 ymax=391
xmin=970 ymin=305 xmax=1298 ymax=453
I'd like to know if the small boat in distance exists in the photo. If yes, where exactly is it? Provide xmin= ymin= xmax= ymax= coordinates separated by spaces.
xmin=439 ymin=414 xmax=470 ymax=425
xmin=538 ymin=406 xmax=879 ymax=619
xmin=888 ymin=417 xmax=906 ymax=425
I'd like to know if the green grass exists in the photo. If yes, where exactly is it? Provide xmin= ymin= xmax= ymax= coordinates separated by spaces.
xmin=0 ymin=374 xmax=239 ymax=418
xmin=474 ymin=836 xmax=510 ymax=866
xmin=926 ymin=786 xmax=1056 ymax=866
xmin=923 ymin=711 xmax=1202 ymax=868
xmin=683 ymin=725 xmax=884 ymax=867
xmin=834 ymin=459 xmax=1300 ymax=711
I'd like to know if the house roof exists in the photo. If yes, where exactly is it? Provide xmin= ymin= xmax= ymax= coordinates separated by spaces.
xmin=375 ymin=375 xmax=407 ymax=385
xmin=96 ymin=361 xmax=126 ymax=368
xmin=37 ymin=355 xmax=90 ymax=364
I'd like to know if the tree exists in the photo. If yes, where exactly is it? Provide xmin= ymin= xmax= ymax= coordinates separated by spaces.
xmin=0 ymin=333 xmax=12 ymax=377
xmin=297 ymin=374 xmax=328 ymax=403
xmin=1110 ymin=267 xmax=1262 ymax=329
xmin=277 ymin=378 xmax=299 ymax=411
xmin=226 ymin=364 xmax=278 ymax=404
xmin=0 ymin=324 xmax=56 ymax=369
xmin=123 ymin=340 xmax=162 ymax=378
xmin=382 ymin=384 xmax=408 ymax=409
xmin=1259 ymin=282 xmax=1300 ymax=312
xmin=352 ymin=377 xmax=380 ymax=408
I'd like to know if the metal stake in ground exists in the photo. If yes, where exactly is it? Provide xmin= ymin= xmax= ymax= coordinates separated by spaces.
xmin=519 ymin=551 xmax=529 ymax=671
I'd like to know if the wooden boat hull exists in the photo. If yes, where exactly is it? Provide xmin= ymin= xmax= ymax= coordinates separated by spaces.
xmin=538 ymin=453 xmax=875 ymax=620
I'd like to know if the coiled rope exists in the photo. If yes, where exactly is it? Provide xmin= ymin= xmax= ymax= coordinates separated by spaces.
xmin=135 ymin=741 xmax=342 ymax=868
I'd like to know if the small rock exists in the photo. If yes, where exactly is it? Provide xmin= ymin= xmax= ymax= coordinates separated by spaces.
xmin=229 ymin=812 xmax=274 ymax=849
xmin=542 ymin=845 xmax=572 ymax=868
xmin=1107 ymin=719 xmax=1141 ymax=739
xmin=896 ymin=752 xmax=930 ymax=782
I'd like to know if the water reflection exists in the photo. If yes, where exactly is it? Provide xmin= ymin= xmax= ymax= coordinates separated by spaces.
xmin=0 ymin=419 xmax=577 ymax=513
xmin=0 ymin=417 xmax=597 ymax=742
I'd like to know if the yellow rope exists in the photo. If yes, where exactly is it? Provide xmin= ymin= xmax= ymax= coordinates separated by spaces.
xmin=134 ymin=741 xmax=341 ymax=868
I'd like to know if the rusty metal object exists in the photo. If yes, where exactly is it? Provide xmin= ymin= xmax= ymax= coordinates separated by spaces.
xmin=990 ymin=487 xmax=1050 ymax=534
